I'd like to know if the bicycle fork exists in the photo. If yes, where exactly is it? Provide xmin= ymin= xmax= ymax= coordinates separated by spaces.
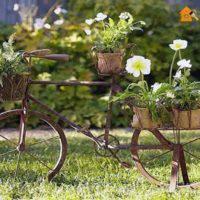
xmin=17 ymin=99 xmax=28 ymax=152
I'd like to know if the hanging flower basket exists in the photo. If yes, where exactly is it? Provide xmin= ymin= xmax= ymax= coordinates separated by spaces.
xmin=96 ymin=53 xmax=123 ymax=75
xmin=172 ymin=108 xmax=200 ymax=129
xmin=0 ymin=75 xmax=29 ymax=102
xmin=132 ymin=107 xmax=162 ymax=129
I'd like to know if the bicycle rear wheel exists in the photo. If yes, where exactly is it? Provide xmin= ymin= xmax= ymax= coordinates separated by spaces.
xmin=0 ymin=109 xmax=67 ymax=181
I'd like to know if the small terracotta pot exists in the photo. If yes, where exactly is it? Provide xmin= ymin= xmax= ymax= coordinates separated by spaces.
xmin=172 ymin=108 xmax=200 ymax=129
xmin=132 ymin=107 xmax=161 ymax=129
xmin=0 ymin=75 xmax=29 ymax=101
xmin=96 ymin=53 xmax=123 ymax=75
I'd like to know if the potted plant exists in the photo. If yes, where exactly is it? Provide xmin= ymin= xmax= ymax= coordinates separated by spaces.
xmin=112 ymin=55 xmax=172 ymax=129
xmin=85 ymin=12 xmax=145 ymax=75
xmin=168 ymin=39 xmax=200 ymax=129
xmin=0 ymin=35 xmax=30 ymax=101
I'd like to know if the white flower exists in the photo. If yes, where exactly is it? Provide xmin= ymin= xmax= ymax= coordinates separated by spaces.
xmin=166 ymin=91 xmax=175 ymax=98
xmin=54 ymin=19 xmax=64 ymax=25
xmin=84 ymin=29 xmax=91 ymax=35
xmin=155 ymin=98 xmax=160 ymax=102
xmin=54 ymin=6 xmax=67 ymax=15
xmin=126 ymin=55 xmax=151 ymax=77
xmin=44 ymin=23 xmax=51 ymax=29
xmin=38 ymin=72 xmax=51 ymax=81
xmin=13 ymin=3 xmax=19 ymax=11
xmin=34 ymin=18 xmax=44 ymax=30
xmin=95 ymin=13 xmax=107 ymax=21
xmin=85 ymin=19 xmax=94 ymax=25
xmin=119 ymin=12 xmax=130 ymax=19
xmin=169 ymin=39 xmax=188 ymax=51
xmin=140 ymin=21 xmax=146 ymax=25
xmin=151 ymin=83 xmax=162 ymax=92
xmin=174 ymin=70 xmax=182 ymax=80
xmin=177 ymin=59 xmax=192 ymax=69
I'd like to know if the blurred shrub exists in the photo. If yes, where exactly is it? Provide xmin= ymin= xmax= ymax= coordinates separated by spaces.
xmin=0 ymin=0 xmax=199 ymax=128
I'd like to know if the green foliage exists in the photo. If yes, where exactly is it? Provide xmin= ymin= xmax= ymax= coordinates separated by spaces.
xmin=89 ymin=12 xmax=144 ymax=52
xmin=167 ymin=45 xmax=200 ymax=111
xmin=113 ymin=81 xmax=172 ymax=122
xmin=0 ymin=35 xmax=28 ymax=85
xmin=172 ymin=70 xmax=200 ymax=110
xmin=0 ymin=0 xmax=199 ymax=128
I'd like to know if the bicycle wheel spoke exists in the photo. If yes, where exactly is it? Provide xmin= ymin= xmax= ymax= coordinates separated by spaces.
xmin=184 ymin=149 xmax=200 ymax=161
xmin=0 ymin=149 xmax=16 ymax=157
xmin=143 ymin=149 xmax=173 ymax=165
xmin=14 ymin=152 xmax=21 ymax=180
xmin=183 ymin=137 xmax=200 ymax=146
xmin=107 ymin=138 xmax=116 ymax=145
xmin=25 ymin=151 xmax=53 ymax=171
xmin=0 ymin=134 xmax=16 ymax=146
xmin=28 ymin=136 xmax=59 ymax=148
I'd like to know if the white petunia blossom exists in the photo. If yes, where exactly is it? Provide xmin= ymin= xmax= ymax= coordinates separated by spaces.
xmin=126 ymin=55 xmax=151 ymax=77
xmin=169 ymin=39 xmax=188 ymax=51
xmin=34 ymin=18 xmax=44 ymax=30
xmin=85 ymin=19 xmax=94 ymax=25
xmin=54 ymin=19 xmax=64 ymax=25
xmin=84 ymin=29 xmax=91 ymax=35
xmin=13 ymin=3 xmax=19 ymax=11
xmin=151 ymin=83 xmax=162 ymax=92
xmin=174 ymin=70 xmax=182 ymax=80
xmin=166 ymin=91 xmax=175 ymax=98
xmin=177 ymin=59 xmax=192 ymax=69
xmin=44 ymin=23 xmax=51 ymax=29
xmin=95 ymin=13 xmax=107 ymax=21
xmin=119 ymin=12 xmax=130 ymax=19
xmin=54 ymin=6 xmax=67 ymax=15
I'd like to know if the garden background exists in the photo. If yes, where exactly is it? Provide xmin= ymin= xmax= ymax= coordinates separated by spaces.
xmin=0 ymin=0 xmax=199 ymax=128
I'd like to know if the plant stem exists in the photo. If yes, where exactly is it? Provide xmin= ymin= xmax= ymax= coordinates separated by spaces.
xmin=179 ymin=50 xmax=187 ymax=78
xmin=179 ymin=50 xmax=182 ymax=60
xmin=169 ymin=51 xmax=177 ymax=85
xmin=42 ymin=0 xmax=61 ymax=23
xmin=102 ymin=21 xmax=105 ymax=31
xmin=141 ymin=74 xmax=144 ymax=82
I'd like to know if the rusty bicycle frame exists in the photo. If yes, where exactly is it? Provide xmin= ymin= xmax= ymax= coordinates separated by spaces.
xmin=1 ymin=49 xmax=200 ymax=191
xmin=27 ymin=72 xmax=200 ymax=192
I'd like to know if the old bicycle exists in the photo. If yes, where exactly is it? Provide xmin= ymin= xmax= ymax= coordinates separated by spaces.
xmin=0 ymin=50 xmax=200 ymax=191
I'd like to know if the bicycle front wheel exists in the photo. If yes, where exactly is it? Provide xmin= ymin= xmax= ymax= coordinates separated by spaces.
xmin=0 ymin=109 xmax=67 ymax=181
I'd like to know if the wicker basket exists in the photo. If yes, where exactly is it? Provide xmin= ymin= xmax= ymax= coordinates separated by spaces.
xmin=0 ymin=75 xmax=29 ymax=101
xmin=132 ymin=107 xmax=162 ymax=129
xmin=172 ymin=108 xmax=200 ymax=129
xmin=96 ymin=53 xmax=123 ymax=75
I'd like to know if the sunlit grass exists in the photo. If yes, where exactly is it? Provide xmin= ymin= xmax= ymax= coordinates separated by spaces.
xmin=0 ymin=129 xmax=200 ymax=199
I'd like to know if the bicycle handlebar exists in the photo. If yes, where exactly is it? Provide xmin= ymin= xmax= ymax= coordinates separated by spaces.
xmin=37 ymin=54 xmax=69 ymax=61
xmin=22 ymin=49 xmax=69 ymax=62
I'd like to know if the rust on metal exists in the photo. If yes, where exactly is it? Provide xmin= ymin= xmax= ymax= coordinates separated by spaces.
xmin=30 ymin=80 xmax=111 ymax=86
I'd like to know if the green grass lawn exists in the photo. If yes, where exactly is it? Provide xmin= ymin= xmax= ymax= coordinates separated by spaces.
xmin=1 ymin=129 xmax=200 ymax=199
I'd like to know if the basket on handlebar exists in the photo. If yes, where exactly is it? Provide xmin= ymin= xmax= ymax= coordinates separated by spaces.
xmin=0 ymin=74 xmax=29 ymax=102
xmin=0 ymin=36 xmax=69 ymax=102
